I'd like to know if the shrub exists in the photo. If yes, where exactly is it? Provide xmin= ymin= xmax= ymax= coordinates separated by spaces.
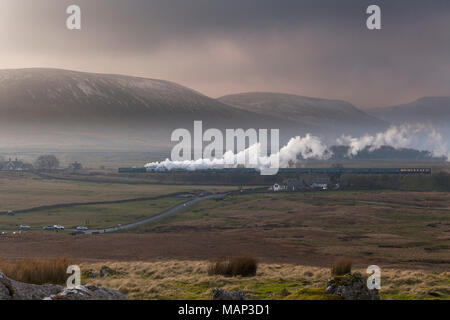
xmin=229 ymin=255 xmax=258 ymax=277
xmin=208 ymin=258 xmax=231 ymax=277
xmin=208 ymin=255 xmax=258 ymax=277
xmin=0 ymin=257 xmax=70 ymax=285
xmin=331 ymin=258 xmax=352 ymax=276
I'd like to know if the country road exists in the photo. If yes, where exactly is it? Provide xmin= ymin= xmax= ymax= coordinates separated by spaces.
xmin=84 ymin=194 xmax=224 ymax=234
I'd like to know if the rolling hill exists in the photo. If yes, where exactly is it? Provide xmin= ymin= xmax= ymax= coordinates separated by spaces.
xmin=0 ymin=69 xmax=386 ymax=150
xmin=0 ymin=68 xmax=256 ymax=126
xmin=368 ymin=96 xmax=450 ymax=126
xmin=368 ymin=96 xmax=450 ymax=141
xmin=218 ymin=92 xmax=386 ymax=137
xmin=0 ymin=69 xmax=281 ymax=149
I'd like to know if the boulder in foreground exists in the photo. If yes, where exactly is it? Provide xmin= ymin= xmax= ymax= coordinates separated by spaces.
xmin=0 ymin=269 xmax=127 ymax=300
xmin=212 ymin=288 xmax=245 ymax=300
xmin=326 ymin=272 xmax=380 ymax=300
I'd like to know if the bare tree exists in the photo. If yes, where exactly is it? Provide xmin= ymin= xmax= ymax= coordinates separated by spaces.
xmin=35 ymin=155 xmax=60 ymax=170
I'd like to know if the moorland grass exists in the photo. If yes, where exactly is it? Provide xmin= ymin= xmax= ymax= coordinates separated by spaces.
xmin=80 ymin=261 xmax=450 ymax=300
xmin=0 ymin=257 xmax=70 ymax=285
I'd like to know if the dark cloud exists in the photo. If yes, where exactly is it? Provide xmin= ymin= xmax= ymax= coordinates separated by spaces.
xmin=1 ymin=0 xmax=449 ymax=107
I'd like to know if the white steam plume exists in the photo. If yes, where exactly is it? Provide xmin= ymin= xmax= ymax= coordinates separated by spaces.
xmin=337 ymin=124 xmax=449 ymax=160
xmin=278 ymin=134 xmax=331 ymax=167
xmin=146 ymin=125 xmax=449 ymax=171
xmin=145 ymin=134 xmax=331 ymax=171
xmin=427 ymin=128 xmax=450 ymax=160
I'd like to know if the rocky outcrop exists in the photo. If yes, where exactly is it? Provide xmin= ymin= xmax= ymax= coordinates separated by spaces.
xmin=44 ymin=285 xmax=128 ymax=300
xmin=212 ymin=288 xmax=245 ymax=300
xmin=326 ymin=272 xmax=380 ymax=300
xmin=0 ymin=270 xmax=63 ymax=300
xmin=0 ymin=269 xmax=127 ymax=300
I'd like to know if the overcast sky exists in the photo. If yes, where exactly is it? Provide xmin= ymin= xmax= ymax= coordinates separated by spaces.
xmin=1 ymin=0 xmax=449 ymax=108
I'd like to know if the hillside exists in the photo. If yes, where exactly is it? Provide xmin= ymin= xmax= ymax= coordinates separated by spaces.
xmin=219 ymin=92 xmax=386 ymax=137
xmin=0 ymin=69 xmax=304 ymax=149
xmin=0 ymin=68 xmax=256 ymax=126
xmin=0 ymin=69 xmax=386 ymax=150
xmin=369 ymin=96 xmax=450 ymax=126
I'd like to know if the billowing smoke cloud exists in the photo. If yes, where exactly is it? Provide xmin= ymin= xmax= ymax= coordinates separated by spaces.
xmin=278 ymin=134 xmax=331 ymax=167
xmin=337 ymin=124 xmax=450 ymax=159
xmin=145 ymin=134 xmax=331 ymax=171
xmin=145 ymin=143 xmax=261 ymax=171
xmin=146 ymin=125 xmax=449 ymax=171
xmin=426 ymin=128 xmax=450 ymax=160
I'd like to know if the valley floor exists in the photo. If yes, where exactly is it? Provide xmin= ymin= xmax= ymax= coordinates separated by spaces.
xmin=0 ymin=172 xmax=448 ymax=300
xmin=0 ymin=191 xmax=448 ymax=271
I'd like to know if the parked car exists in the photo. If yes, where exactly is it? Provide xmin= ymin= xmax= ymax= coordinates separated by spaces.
xmin=76 ymin=226 xmax=89 ymax=231
xmin=19 ymin=225 xmax=31 ymax=230
xmin=54 ymin=225 xmax=65 ymax=230
xmin=43 ymin=225 xmax=55 ymax=230
xmin=1 ymin=232 xmax=7 ymax=235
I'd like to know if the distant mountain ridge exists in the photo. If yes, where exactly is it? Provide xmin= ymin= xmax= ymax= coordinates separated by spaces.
xmin=0 ymin=68 xmax=386 ymax=149
xmin=0 ymin=68 xmax=248 ymax=125
xmin=368 ymin=96 xmax=450 ymax=125
xmin=218 ymin=92 xmax=385 ymax=134
xmin=0 ymin=68 xmax=285 ymax=148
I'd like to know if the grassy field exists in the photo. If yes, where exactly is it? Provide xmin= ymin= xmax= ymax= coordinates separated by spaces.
xmin=0 ymin=172 xmax=241 ymax=231
xmin=0 ymin=197 xmax=186 ymax=230
xmin=0 ymin=172 xmax=237 ymax=211
xmin=127 ymin=191 xmax=450 ymax=270
xmin=80 ymin=260 xmax=450 ymax=300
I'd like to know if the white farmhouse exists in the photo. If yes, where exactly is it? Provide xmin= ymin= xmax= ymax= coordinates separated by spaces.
xmin=272 ymin=183 xmax=287 ymax=192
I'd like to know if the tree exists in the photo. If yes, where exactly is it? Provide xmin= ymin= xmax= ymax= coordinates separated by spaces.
xmin=35 ymin=155 xmax=60 ymax=170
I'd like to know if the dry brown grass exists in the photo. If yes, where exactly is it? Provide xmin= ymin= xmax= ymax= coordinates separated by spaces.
xmin=80 ymin=260 xmax=450 ymax=300
xmin=0 ymin=257 xmax=70 ymax=285
xmin=0 ymin=191 xmax=448 ymax=271
xmin=208 ymin=255 xmax=258 ymax=277
xmin=127 ymin=191 xmax=449 ymax=270
xmin=331 ymin=258 xmax=353 ymax=276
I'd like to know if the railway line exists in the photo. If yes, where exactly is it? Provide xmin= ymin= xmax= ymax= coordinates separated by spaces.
xmin=119 ymin=167 xmax=432 ymax=174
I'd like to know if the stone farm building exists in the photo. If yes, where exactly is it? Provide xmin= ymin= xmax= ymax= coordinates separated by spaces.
xmin=272 ymin=178 xmax=304 ymax=192
xmin=0 ymin=158 xmax=33 ymax=171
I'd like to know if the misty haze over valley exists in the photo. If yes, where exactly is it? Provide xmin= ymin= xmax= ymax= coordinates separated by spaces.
xmin=0 ymin=68 xmax=448 ymax=165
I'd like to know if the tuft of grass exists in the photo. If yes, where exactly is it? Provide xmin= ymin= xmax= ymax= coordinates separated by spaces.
xmin=331 ymin=258 xmax=353 ymax=276
xmin=0 ymin=257 xmax=70 ymax=285
xmin=208 ymin=255 xmax=258 ymax=277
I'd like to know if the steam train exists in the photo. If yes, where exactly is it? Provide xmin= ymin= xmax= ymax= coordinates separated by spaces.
xmin=118 ymin=167 xmax=432 ymax=175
